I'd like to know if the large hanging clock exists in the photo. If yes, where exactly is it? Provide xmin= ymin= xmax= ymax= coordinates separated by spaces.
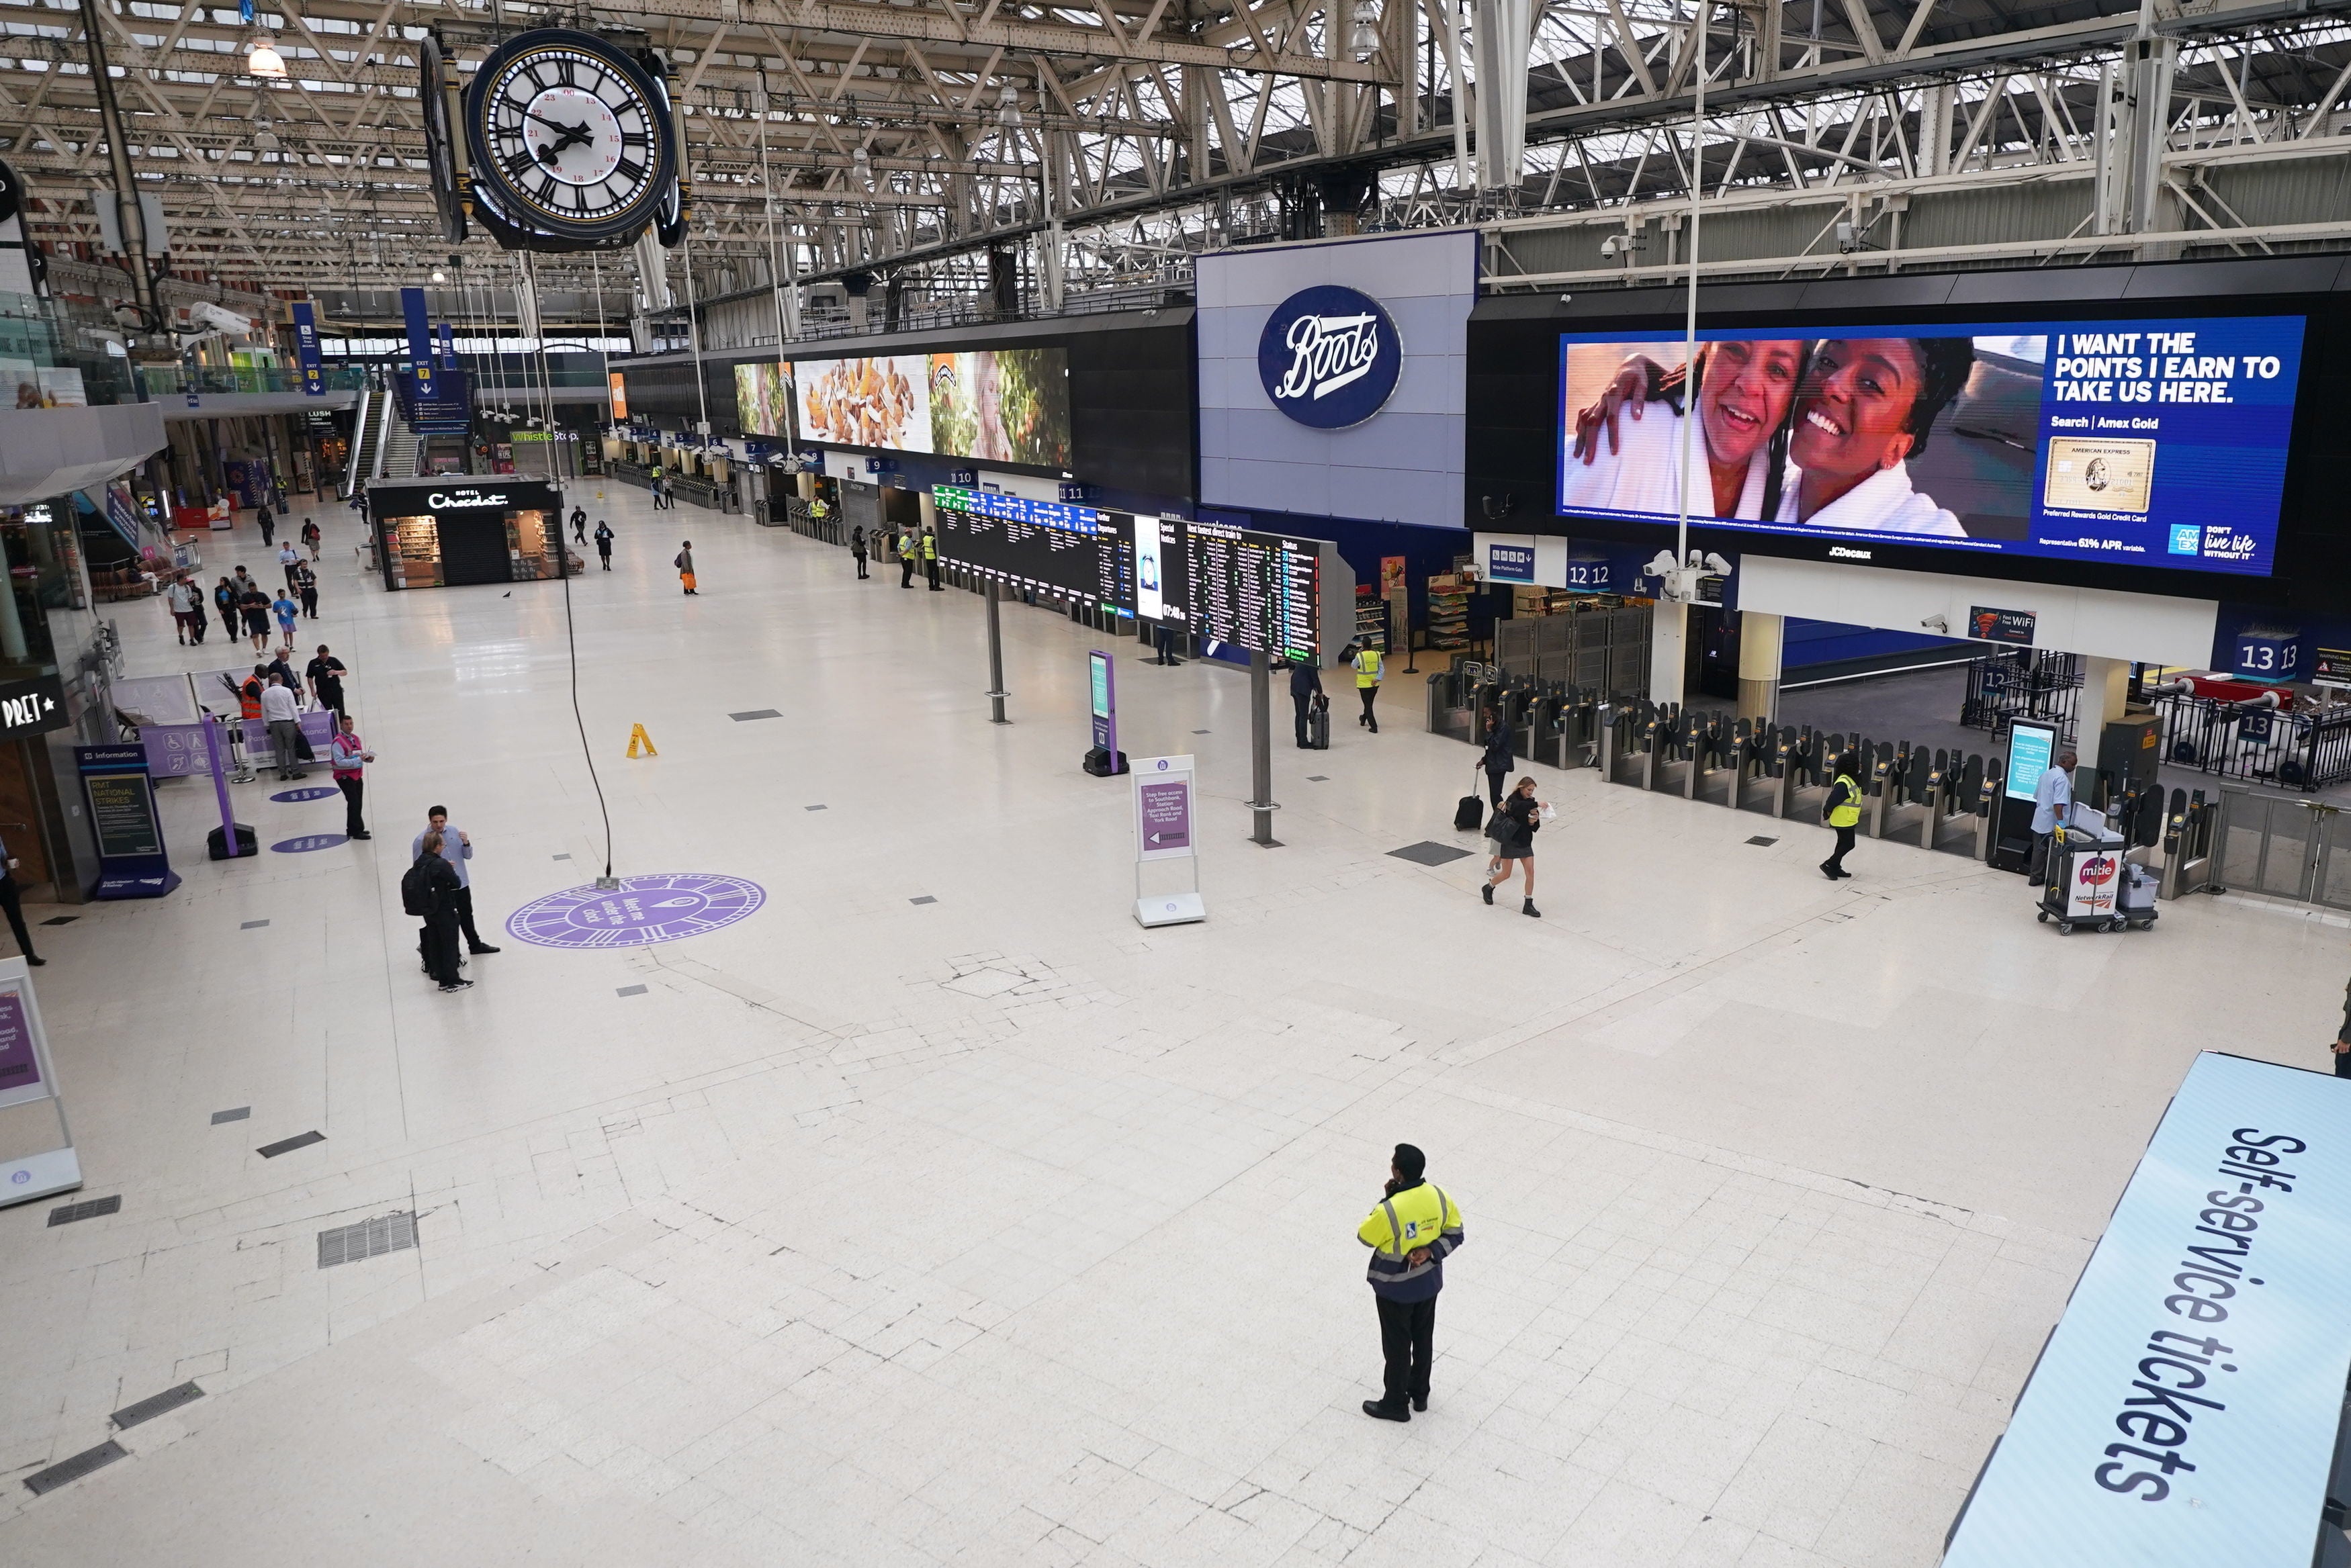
xmin=462 ymin=29 xmax=677 ymax=248
xmin=418 ymin=32 xmax=467 ymax=246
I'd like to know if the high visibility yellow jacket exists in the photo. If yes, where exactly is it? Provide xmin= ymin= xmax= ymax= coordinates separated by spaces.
xmin=1352 ymin=649 xmax=1383 ymax=689
xmin=1826 ymin=772 xmax=1863 ymax=827
xmin=1357 ymin=1180 xmax=1464 ymax=1301
xmin=921 ymin=533 xmax=938 ymax=560
xmin=899 ymin=534 xmax=918 ymax=560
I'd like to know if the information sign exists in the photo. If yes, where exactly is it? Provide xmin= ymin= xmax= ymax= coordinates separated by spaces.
xmin=1185 ymin=518 xmax=1323 ymax=661
xmin=1943 ymin=1052 xmax=2351 ymax=1567
xmin=1089 ymin=649 xmax=1117 ymax=759
xmin=1130 ymin=755 xmax=1204 ymax=927
xmin=0 ymin=959 xmax=79 ymax=1208
xmin=2006 ymin=722 xmax=2057 ymax=802
xmin=932 ymin=485 xmax=1134 ymax=611
xmin=75 ymin=744 xmax=177 ymax=898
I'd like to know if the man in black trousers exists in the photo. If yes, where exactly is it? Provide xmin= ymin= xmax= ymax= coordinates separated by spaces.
xmin=0 ymin=828 xmax=43 ymax=965
xmin=1287 ymin=655 xmax=1323 ymax=748
xmin=1356 ymin=1143 xmax=1464 ymax=1422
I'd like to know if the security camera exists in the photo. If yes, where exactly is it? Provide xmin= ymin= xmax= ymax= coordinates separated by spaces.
xmin=1480 ymin=494 xmax=1517 ymax=520
xmin=1644 ymin=550 xmax=1679 ymax=578
xmin=1600 ymin=235 xmax=1624 ymax=259
xmin=1701 ymin=551 xmax=1732 ymax=575
xmin=189 ymin=301 xmax=253 ymax=336
xmin=1557 ymin=293 xmax=1573 ymax=307
xmin=1920 ymin=614 xmax=1949 ymax=634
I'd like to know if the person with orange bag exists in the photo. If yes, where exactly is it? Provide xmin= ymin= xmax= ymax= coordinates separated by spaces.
xmin=674 ymin=540 xmax=698 ymax=596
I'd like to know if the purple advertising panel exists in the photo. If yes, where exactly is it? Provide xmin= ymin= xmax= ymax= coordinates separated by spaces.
xmin=0 ymin=989 xmax=46 ymax=1108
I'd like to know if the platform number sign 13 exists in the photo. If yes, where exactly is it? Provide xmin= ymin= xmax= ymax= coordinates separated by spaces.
xmin=2233 ymin=632 xmax=2299 ymax=683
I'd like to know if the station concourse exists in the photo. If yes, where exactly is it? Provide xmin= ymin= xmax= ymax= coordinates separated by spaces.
xmin=0 ymin=483 xmax=2338 ymax=1567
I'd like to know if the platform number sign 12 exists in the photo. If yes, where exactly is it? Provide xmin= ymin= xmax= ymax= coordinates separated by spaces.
xmin=2233 ymin=632 xmax=2299 ymax=683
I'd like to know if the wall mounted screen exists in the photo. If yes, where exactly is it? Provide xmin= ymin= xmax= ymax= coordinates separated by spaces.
xmin=733 ymin=361 xmax=794 ymax=438
xmin=795 ymin=348 xmax=1071 ymax=466
xmin=1556 ymin=316 xmax=2305 ymax=577
xmin=932 ymin=485 xmax=1130 ymax=609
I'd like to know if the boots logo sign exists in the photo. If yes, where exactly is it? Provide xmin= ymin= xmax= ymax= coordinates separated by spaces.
xmin=1257 ymin=285 xmax=1403 ymax=430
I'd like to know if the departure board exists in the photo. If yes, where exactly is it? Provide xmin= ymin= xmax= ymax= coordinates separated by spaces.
xmin=933 ymin=485 xmax=1133 ymax=610
xmin=1185 ymin=518 xmax=1325 ymax=660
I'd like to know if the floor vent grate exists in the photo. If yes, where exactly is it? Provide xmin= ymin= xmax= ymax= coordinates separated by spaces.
xmin=318 ymin=1212 xmax=417 ymax=1269
xmin=48 ymin=1196 xmax=121 ymax=1226
xmin=111 ymin=1382 xmax=204 ymax=1430
xmin=23 ymin=1441 xmax=127 ymax=1495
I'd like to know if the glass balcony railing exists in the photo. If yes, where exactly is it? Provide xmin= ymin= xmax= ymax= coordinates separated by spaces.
xmin=136 ymin=363 xmax=370 ymax=397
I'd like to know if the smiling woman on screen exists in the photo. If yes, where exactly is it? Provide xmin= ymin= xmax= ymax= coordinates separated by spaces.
xmin=1773 ymin=336 xmax=1976 ymax=537
xmin=1564 ymin=339 xmax=1806 ymax=520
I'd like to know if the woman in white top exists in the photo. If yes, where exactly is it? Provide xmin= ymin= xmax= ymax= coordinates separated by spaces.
xmin=1562 ymin=339 xmax=1807 ymax=520
xmin=1773 ymin=336 xmax=1976 ymax=537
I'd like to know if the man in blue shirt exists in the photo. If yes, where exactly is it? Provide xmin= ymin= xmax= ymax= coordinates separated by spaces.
xmin=2029 ymin=749 xmax=2076 ymax=885
xmin=411 ymin=806 xmax=499 ymax=969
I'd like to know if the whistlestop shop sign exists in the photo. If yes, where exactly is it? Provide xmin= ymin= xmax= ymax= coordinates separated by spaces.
xmin=1257 ymin=285 xmax=1402 ymax=430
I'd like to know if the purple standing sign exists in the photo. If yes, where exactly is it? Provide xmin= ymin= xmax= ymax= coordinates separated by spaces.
xmin=0 ymin=990 xmax=44 ymax=1107
xmin=506 ymin=873 xmax=767 ymax=950
xmin=1138 ymin=780 xmax=1192 ymax=854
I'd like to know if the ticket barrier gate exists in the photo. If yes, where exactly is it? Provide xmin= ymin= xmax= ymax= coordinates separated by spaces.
xmin=1601 ymin=700 xmax=1658 ymax=789
xmin=1681 ymin=712 xmax=1740 ymax=807
xmin=1538 ymin=687 xmax=1603 ymax=769
xmin=2159 ymin=788 xmax=2220 ymax=898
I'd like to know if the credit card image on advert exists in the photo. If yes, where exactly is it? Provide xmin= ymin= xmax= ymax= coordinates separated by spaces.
xmin=2043 ymin=437 xmax=2155 ymax=513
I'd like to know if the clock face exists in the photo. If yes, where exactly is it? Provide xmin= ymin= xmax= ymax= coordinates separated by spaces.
xmin=465 ymin=31 xmax=674 ymax=243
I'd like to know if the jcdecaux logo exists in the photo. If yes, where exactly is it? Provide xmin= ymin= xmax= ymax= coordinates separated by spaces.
xmin=1257 ymin=285 xmax=1402 ymax=430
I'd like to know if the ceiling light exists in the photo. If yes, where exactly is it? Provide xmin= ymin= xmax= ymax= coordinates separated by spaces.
xmin=431 ymin=269 xmax=445 ymax=283
xmin=246 ymin=34 xmax=287 ymax=79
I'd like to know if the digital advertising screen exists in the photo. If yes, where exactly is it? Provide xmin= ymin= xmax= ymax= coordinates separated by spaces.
xmin=793 ymin=348 xmax=1071 ymax=467
xmin=733 ymin=361 xmax=794 ymax=439
xmin=1556 ymin=316 xmax=2305 ymax=577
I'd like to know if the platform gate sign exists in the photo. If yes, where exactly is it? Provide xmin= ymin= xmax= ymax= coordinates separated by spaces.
xmin=1132 ymin=755 xmax=1204 ymax=928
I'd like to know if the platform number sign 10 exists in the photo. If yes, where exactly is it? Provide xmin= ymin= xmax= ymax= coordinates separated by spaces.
xmin=2233 ymin=633 xmax=2299 ymax=683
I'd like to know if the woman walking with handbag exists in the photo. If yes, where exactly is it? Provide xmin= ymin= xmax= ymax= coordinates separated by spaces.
xmin=1481 ymin=777 xmax=1544 ymax=918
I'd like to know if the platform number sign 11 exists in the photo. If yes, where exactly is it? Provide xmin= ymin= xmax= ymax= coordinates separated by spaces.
xmin=2233 ymin=633 xmax=2299 ymax=683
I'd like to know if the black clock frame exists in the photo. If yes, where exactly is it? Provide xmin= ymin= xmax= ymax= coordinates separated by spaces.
xmin=461 ymin=28 xmax=678 ymax=250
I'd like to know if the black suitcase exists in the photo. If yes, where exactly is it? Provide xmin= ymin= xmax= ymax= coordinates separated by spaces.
xmin=208 ymin=823 xmax=257 ymax=860
xmin=1454 ymin=769 xmax=1483 ymax=831
xmin=1306 ymin=694 xmax=1330 ymax=750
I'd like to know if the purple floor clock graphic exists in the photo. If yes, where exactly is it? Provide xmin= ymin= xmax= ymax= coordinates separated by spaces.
xmin=506 ymin=873 xmax=767 ymax=950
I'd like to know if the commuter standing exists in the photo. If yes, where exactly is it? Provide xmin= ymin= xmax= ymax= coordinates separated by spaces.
xmin=850 ymin=526 xmax=869 ymax=580
xmin=2029 ymin=748 xmax=2077 ymax=886
xmin=330 ymin=713 xmax=371 ymax=839
xmin=272 ymin=588 xmax=300 ymax=651
xmin=306 ymin=643 xmax=348 ymax=717
xmin=214 ymin=577 xmax=238 ymax=640
xmin=923 ymin=526 xmax=943 ymax=591
xmin=411 ymin=806 xmax=500 ymax=959
xmin=1350 ymin=643 xmax=1384 ymax=733
xmin=165 ymin=575 xmax=197 ymax=645
xmin=1356 ymin=1143 xmax=1463 ymax=1422
xmin=301 ymin=517 xmax=321 ymax=559
xmin=406 ymin=832 xmax=469 ymax=992
xmin=259 ymin=672 xmax=306 ymax=781
xmin=295 ymin=559 xmax=319 ymax=619
xmin=594 ymin=520 xmax=613 ymax=571
xmin=258 ymin=506 xmax=276 ymax=547
xmin=1820 ymin=750 xmax=1863 ymax=880
xmin=1481 ymin=776 xmax=1542 ymax=917
xmin=0 ymin=827 xmax=43 ymax=965
xmin=1288 ymin=656 xmax=1323 ymax=748
xmin=899 ymin=528 xmax=918 ymax=588
xmin=278 ymin=541 xmax=304 ymax=590
xmin=675 ymin=541 xmax=698 ymax=596
xmin=1478 ymin=709 xmax=1514 ymax=806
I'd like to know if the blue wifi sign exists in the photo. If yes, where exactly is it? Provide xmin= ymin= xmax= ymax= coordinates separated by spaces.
xmin=1257 ymin=285 xmax=1402 ymax=430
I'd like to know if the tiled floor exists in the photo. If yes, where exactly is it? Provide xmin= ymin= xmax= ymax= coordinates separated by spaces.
xmin=0 ymin=488 xmax=2341 ymax=1566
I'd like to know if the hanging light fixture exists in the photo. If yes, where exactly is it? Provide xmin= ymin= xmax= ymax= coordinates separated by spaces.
xmin=245 ymin=33 xmax=288 ymax=79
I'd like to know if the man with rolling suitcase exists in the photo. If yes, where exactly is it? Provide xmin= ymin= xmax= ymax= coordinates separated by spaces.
xmin=1288 ymin=656 xmax=1324 ymax=749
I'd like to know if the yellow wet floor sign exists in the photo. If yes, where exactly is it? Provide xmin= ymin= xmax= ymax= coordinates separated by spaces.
xmin=626 ymin=723 xmax=658 ymax=758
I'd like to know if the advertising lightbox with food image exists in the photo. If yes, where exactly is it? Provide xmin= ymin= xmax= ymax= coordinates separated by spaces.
xmin=733 ymin=361 xmax=795 ymax=440
xmin=1555 ymin=315 xmax=2304 ymax=577
xmin=792 ymin=347 xmax=1071 ymax=469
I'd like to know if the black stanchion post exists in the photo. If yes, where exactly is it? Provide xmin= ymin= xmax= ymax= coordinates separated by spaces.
xmin=1248 ymin=648 xmax=1280 ymax=847
xmin=985 ymin=581 xmax=1010 ymax=725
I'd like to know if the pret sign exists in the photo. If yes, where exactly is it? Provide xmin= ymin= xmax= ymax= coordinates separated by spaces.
xmin=0 ymin=673 xmax=66 ymax=739
xmin=1257 ymin=284 xmax=1403 ymax=430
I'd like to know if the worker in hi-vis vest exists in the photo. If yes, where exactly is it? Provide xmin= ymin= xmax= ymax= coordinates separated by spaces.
xmin=1356 ymin=1142 xmax=1464 ymax=1422
xmin=899 ymin=526 xmax=920 ymax=589
xmin=1349 ymin=643 xmax=1384 ymax=733
xmin=1821 ymin=750 xmax=1863 ymax=881
xmin=922 ymin=526 xmax=943 ymax=591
